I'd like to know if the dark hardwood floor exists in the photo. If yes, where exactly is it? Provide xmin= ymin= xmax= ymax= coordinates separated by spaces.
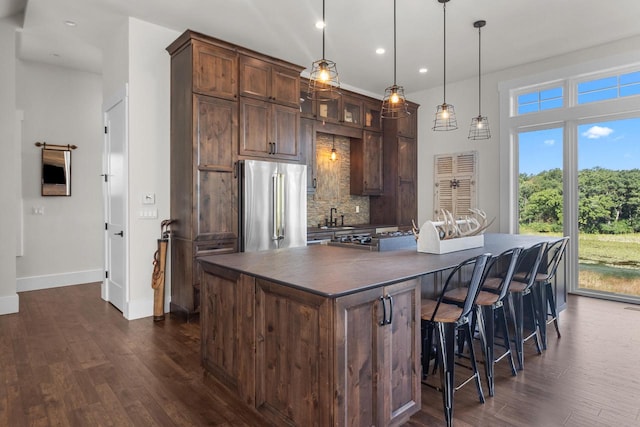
xmin=1 ymin=283 xmax=639 ymax=426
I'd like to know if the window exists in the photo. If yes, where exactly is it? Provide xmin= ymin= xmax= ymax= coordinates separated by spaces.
xmin=516 ymin=87 xmax=563 ymax=115
xmin=577 ymin=70 xmax=640 ymax=104
xmin=502 ymin=61 xmax=640 ymax=305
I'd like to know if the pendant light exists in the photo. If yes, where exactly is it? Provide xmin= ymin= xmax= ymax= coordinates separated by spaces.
xmin=308 ymin=0 xmax=340 ymax=101
xmin=381 ymin=0 xmax=409 ymax=119
xmin=468 ymin=20 xmax=491 ymax=140
xmin=330 ymin=135 xmax=337 ymax=161
xmin=433 ymin=0 xmax=457 ymax=131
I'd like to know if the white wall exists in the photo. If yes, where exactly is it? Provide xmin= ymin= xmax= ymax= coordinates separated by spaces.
xmin=16 ymin=61 xmax=104 ymax=291
xmin=125 ymin=18 xmax=178 ymax=319
xmin=0 ymin=15 xmax=19 ymax=314
xmin=408 ymin=34 xmax=640 ymax=231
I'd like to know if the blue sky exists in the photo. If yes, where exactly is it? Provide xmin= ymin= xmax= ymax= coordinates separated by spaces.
xmin=518 ymin=117 xmax=640 ymax=175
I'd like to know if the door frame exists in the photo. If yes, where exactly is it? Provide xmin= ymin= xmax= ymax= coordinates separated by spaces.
xmin=102 ymin=85 xmax=129 ymax=315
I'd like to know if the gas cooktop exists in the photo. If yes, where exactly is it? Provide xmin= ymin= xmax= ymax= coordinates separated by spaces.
xmin=328 ymin=231 xmax=416 ymax=251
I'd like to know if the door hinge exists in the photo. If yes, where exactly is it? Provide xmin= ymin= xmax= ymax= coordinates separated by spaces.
xmin=104 ymin=126 xmax=108 ymax=134
xmin=105 ymin=223 xmax=108 ymax=230
xmin=105 ymin=270 xmax=109 ymax=279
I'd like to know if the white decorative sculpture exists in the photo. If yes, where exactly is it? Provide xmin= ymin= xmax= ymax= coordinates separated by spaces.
xmin=412 ymin=209 xmax=493 ymax=254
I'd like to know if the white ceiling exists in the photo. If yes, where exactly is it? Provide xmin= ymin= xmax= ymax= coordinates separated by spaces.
xmin=9 ymin=0 xmax=640 ymax=97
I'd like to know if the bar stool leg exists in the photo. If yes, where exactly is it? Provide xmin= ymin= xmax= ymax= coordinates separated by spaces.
xmin=498 ymin=304 xmax=518 ymax=377
xmin=534 ymin=281 xmax=548 ymax=350
xmin=546 ymin=281 xmax=561 ymax=338
xmin=464 ymin=321 xmax=485 ymax=404
xmin=509 ymin=292 xmax=524 ymax=370
xmin=437 ymin=322 xmax=456 ymax=427
xmin=527 ymin=290 xmax=543 ymax=355
xmin=477 ymin=305 xmax=495 ymax=396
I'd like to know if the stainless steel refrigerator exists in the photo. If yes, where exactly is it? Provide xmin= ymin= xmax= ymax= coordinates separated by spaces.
xmin=239 ymin=159 xmax=307 ymax=252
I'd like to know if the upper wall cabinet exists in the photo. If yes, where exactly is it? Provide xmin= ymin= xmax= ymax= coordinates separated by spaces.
xmin=192 ymin=40 xmax=238 ymax=100
xmin=239 ymin=55 xmax=300 ymax=108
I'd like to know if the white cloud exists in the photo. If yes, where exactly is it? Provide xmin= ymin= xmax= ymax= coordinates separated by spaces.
xmin=543 ymin=139 xmax=555 ymax=146
xmin=582 ymin=125 xmax=614 ymax=139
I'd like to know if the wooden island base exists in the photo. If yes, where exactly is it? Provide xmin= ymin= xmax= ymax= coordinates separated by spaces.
xmin=198 ymin=234 xmax=555 ymax=426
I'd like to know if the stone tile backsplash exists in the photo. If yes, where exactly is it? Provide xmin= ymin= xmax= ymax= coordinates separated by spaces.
xmin=307 ymin=133 xmax=370 ymax=227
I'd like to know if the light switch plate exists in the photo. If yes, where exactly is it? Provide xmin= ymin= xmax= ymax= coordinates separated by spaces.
xmin=142 ymin=193 xmax=156 ymax=205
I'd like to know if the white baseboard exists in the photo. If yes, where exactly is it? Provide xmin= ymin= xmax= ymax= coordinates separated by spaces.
xmin=125 ymin=295 xmax=171 ymax=320
xmin=17 ymin=269 xmax=104 ymax=293
xmin=0 ymin=293 xmax=19 ymax=315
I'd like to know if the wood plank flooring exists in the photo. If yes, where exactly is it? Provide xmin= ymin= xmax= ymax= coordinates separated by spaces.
xmin=1 ymin=283 xmax=639 ymax=426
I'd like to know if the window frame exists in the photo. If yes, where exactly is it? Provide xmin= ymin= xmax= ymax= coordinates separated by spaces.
xmin=499 ymin=58 xmax=640 ymax=304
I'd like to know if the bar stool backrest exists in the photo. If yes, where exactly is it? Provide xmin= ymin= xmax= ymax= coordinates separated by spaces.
xmin=486 ymin=247 xmax=524 ymax=302
xmin=540 ymin=237 xmax=570 ymax=282
xmin=429 ymin=253 xmax=491 ymax=324
xmin=513 ymin=242 xmax=547 ymax=291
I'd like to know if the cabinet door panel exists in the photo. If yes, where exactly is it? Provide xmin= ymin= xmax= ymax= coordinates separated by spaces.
xmin=380 ymin=279 xmax=421 ymax=424
xmin=363 ymin=131 xmax=383 ymax=194
xmin=272 ymin=67 xmax=300 ymax=108
xmin=335 ymin=287 xmax=382 ymax=427
xmin=397 ymin=136 xmax=417 ymax=226
xmin=255 ymin=280 xmax=332 ymax=427
xmin=201 ymin=271 xmax=255 ymax=405
xmin=239 ymin=98 xmax=270 ymax=158
xmin=240 ymin=56 xmax=270 ymax=100
xmin=197 ymin=170 xmax=238 ymax=240
xmin=193 ymin=41 xmax=238 ymax=100
xmin=194 ymin=95 xmax=238 ymax=240
xmin=195 ymin=95 xmax=237 ymax=169
xmin=300 ymin=118 xmax=317 ymax=193
xmin=272 ymin=104 xmax=300 ymax=160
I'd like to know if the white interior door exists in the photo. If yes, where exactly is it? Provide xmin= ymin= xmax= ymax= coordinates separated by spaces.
xmin=103 ymin=89 xmax=128 ymax=313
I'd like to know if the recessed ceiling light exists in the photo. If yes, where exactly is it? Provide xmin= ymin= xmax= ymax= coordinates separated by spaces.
xmin=64 ymin=20 xmax=77 ymax=27
xmin=315 ymin=20 xmax=325 ymax=29
xmin=376 ymin=48 xmax=385 ymax=55
xmin=419 ymin=68 xmax=428 ymax=74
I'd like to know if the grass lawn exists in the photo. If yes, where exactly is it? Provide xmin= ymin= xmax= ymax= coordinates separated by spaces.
xmin=520 ymin=226 xmax=640 ymax=297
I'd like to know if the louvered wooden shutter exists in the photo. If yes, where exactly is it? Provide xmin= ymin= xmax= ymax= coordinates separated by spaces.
xmin=434 ymin=151 xmax=478 ymax=219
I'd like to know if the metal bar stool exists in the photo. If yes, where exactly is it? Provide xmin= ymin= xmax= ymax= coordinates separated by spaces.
xmin=491 ymin=241 xmax=547 ymax=370
xmin=442 ymin=247 xmax=523 ymax=396
xmin=534 ymin=236 xmax=569 ymax=349
xmin=421 ymin=253 xmax=491 ymax=427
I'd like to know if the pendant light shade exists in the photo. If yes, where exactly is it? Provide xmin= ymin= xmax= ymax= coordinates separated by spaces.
xmin=468 ymin=20 xmax=491 ymax=140
xmin=308 ymin=0 xmax=340 ymax=101
xmin=381 ymin=0 xmax=409 ymax=119
xmin=433 ymin=0 xmax=457 ymax=131
xmin=330 ymin=135 xmax=338 ymax=161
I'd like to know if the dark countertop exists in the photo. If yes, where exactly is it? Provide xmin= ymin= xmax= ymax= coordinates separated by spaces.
xmin=198 ymin=233 xmax=554 ymax=298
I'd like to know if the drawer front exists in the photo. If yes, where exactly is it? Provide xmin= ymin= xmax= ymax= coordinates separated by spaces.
xmin=195 ymin=239 xmax=237 ymax=257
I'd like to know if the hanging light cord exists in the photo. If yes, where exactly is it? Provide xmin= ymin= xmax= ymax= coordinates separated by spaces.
xmin=393 ymin=0 xmax=397 ymax=85
xmin=442 ymin=0 xmax=447 ymax=104
xmin=477 ymin=24 xmax=482 ymax=116
xmin=321 ymin=0 xmax=326 ymax=59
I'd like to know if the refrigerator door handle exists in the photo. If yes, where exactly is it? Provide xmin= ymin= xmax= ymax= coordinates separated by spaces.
xmin=272 ymin=174 xmax=279 ymax=241
xmin=278 ymin=173 xmax=285 ymax=240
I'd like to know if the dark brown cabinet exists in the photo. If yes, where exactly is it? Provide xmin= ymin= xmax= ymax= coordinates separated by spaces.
xmin=371 ymin=103 xmax=419 ymax=227
xmin=335 ymin=279 xmax=421 ymax=426
xmin=200 ymin=265 xmax=420 ymax=427
xmin=167 ymin=32 xmax=240 ymax=317
xmin=239 ymin=55 xmax=303 ymax=161
xmin=341 ymin=94 xmax=363 ymax=128
xmin=239 ymin=55 xmax=300 ymax=108
xmin=299 ymin=117 xmax=317 ymax=193
xmin=351 ymin=130 xmax=383 ymax=195
xmin=168 ymin=30 xmax=304 ymax=317
xmin=239 ymin=98 xmax=300 ymax=161
xmin=192 ymin=40 xmax=238 ymax=100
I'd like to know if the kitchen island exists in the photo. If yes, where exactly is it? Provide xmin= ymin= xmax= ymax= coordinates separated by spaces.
xmin=198 ymin=233 xmax=553 ymax=426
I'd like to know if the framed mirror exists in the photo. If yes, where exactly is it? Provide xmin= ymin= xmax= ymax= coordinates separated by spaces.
xmin=41 ymin=147 xmax=72 ymax=196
